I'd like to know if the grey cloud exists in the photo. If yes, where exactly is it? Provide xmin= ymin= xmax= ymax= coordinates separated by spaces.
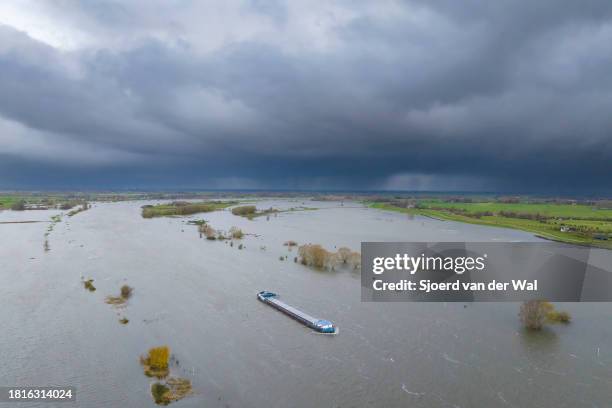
xmin=0 ymin=1 xmax=611 ymax=192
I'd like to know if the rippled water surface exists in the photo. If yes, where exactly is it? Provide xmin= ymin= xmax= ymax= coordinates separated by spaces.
xmin=1 ymin=199 xmax=611 ymax=407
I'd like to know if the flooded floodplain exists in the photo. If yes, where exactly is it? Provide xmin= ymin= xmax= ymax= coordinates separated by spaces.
xmin=1 ymin=199 xmax=611 ymax=407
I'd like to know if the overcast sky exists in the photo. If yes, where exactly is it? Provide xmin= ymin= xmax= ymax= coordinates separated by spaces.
xmin=1 ymin=1 xmax=611 ymax=192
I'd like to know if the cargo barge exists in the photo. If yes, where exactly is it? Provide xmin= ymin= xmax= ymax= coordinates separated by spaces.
xmin=257 ymin=291 xmax=336 ymax=334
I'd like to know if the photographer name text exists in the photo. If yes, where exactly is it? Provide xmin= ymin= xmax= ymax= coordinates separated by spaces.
xmin=373 ymin=279 xmax=538 ymax=292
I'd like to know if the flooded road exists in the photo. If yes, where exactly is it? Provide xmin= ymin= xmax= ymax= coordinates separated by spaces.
xmin=1 ymin=200 xmax=611 ymax=407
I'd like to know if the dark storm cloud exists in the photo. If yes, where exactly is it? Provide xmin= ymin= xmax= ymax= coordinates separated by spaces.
xmin=0 ymin=0 xmax=611 ymax=192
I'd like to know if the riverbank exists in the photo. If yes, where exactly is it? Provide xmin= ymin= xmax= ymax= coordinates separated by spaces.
xmin=368 ymin=201 xmax=612 ymax=249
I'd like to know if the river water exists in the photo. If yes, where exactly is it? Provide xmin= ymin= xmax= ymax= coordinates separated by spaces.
xmin=0 ymin=199 xmax=611 ymax=407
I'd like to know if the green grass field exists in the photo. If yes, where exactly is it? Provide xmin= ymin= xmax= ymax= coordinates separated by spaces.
xmin=141 ymin=201 xmax=238 ymax=218
xmin=415 ymin=199 xmax=612 ymax=219
xmin=0 ymin=196 xmax=19 ymax=208
xmin=0 ymin=195 xmax=87 ymax=210
xmin=368 ymin=201 xmax=612 ymax=249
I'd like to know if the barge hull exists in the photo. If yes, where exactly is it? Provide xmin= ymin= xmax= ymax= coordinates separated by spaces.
xmin=257 ymin=291 xmax=336 ymax=333
xmin=265 ymin=297 xmax=320 ymax=329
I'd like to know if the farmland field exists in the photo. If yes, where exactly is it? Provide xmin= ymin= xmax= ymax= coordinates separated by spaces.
xmin=368 ymin=201 xmax=612 ymax=249
xmin=415 ymin=200 xmax=612 ymax=219
xmin=0 ymin=196 xmax=18 ymax=208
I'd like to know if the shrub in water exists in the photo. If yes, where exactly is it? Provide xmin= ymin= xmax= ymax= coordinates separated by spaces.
xmin=141 ymin=346 xmax=170 ymax=378
xmin=543 ymin=302 xmax=571 ymax=324
xmin=229 ymin=227 xmax=244 ymax=239
xmin=148 ymin=347 xmax=169 ymax=369
xmin=198 ymin=223 xmax=216 ymax=240
xmin=106 ymin=285 xmax=133 ymax=305
xmin=83 ymin=279 xmax=96 ymax=292
xmin=151 ymin=378 xmax=192 ymax=405
xmin=164 ymin=377 xmax=192 ymax=401
xmin=519 ymin=301 xmax=572 ymax=329
xmin=121 ymin=285 xmax=133 ymax=299
xmin=151 ymin=383 xmax=170 ymax=405
xmin=547 ymin=310 xmax=571 ymax=323
xmin=232 ymin=205 xmax=256 ymax=216
xmin=105 ymin=296 xmax=124 ymax=305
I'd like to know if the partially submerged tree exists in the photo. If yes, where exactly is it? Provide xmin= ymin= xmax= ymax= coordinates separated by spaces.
xmin=519 ymin=300 xmax=548 ymax=330
xmin=347 ymin=252 xmax=361 ymax=270
xmin=337 ymin=247 xmax=352 ymax=263
xmin=298 ymin=244 xmax=331 ymax=269
xmin=297 ymin=244 xmax=361 ymax=271
xmin=198 ymin=223 xmax=216 ymax=240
